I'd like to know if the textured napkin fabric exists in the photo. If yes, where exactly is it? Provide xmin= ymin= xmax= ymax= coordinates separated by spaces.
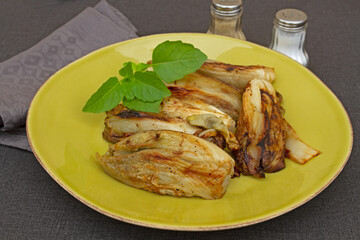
xmin=0 ymin=0 xmax=137 ymax=151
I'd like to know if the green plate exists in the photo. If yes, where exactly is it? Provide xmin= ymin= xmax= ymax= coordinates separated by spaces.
xmin=27 ymin=33 xmax=353 ymax=230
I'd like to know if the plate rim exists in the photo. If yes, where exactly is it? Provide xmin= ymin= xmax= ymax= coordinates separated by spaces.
xmin=26 ymin=32 xmax=354 ymax=231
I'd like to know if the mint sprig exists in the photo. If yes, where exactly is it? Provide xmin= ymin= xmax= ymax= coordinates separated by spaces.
xmin=82 ymin=77 xmax=123 ymax=113
xmin=82 ymin=40 xmax=207 ymax=113
xmin=152 ymin=40 xmax=208 ymax=83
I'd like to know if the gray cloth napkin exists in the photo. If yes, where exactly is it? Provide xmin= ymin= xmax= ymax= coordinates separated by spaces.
xmin=0 ymin=0 xmax=137 ymax=151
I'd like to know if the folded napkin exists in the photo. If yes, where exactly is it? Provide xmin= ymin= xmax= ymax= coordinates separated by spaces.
xmin=0 ymin=0 xmax=137 ymax=151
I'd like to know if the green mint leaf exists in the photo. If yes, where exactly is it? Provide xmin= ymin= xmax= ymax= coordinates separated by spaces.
xmin=83 ymin=41 xmax=208 ymax=114
xmin=120 ymin=62 xmax=148 ymax=77
xmin=120 ymin=78 xmax=136 ymax=100
xmin=135 ymin=63 xmax=149 ymax=72
xmin=123 ymin=97 xmax=162 ymax=113
xmin=119 ymin=62 xmax=134 ymax=78
xmin=152 ymin=40 xmax=207 ymax=83
xmin=82 ymin=77 xmax=123 ymax=113
xmin=133 ymin=71 xmax=171 ymax=101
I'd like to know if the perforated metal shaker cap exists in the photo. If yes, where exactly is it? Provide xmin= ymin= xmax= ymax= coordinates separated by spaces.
xmin=211 ymin=0 xmax=243 ymax=16
xmin=274 ymin=9 xmax=308 ymax=30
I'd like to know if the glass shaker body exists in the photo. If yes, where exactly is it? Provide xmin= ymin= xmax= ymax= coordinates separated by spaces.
xmin=269 ymin=26 xmax=308 ymax=66
xmin=269 ymin=9 xmax=309 ymax=67
xmin=207 ymin=0 xmax=246 ymax=40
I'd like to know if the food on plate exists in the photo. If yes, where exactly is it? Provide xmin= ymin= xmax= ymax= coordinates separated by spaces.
xmin=284 ymin=120 xmax=321 ymax=164
xmin=235 ymin=79 xmax=286 ymax=178
xmin=103 ymin=104 xmax=200 ymax=143
xmin=86 ymin=40 xmax=321 ymax=199
xmin=103 ymin=93 xmax=237 ymax=151
xmin=198 ymin=60 xmax=276 ymax=90
xmin=234 ymin=79 xmax=321 ymax=177
xmin=187 ymin=114 xmax=238 ymax=151
xmin=167 ymin=72 xmax=242 ymax=120
xmin=98 ymin=130 xmax=234 ymax=200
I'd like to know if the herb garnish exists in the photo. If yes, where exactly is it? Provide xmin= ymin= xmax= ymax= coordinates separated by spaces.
xmin=82 ymin=40 xmax=207 ymax=113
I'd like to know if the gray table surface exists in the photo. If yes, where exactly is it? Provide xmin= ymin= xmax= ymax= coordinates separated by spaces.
xmin=1 ymin=0 xmax=359 ymax=239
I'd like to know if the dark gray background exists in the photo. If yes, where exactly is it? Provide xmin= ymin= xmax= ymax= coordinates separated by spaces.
xmin=1 ymin=0 xmax=359 ymax=239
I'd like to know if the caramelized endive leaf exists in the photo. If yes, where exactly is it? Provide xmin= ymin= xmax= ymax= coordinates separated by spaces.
xmin=284 ymin=120 xmax=321 ymax=164
xmin=98 ymin=130 xmax=234 ymax=199
xmin=235 ymin=79 xmax=286 ymax=178
xmin=198 ymin=60 xmax=275 ymax=90
xmin=187 ymin=114 xmax=239 ymax=151
xmin=167 ymin=72 xmax=242 ymax=121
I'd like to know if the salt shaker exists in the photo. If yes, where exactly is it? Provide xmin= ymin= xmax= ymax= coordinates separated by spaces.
xmin=207 ymin=0 xmax=246 ymax=40
xmin=269 ymin=9 xmax=309 ymax=67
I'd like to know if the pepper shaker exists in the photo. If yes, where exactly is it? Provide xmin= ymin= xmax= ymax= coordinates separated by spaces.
xmin=269 ymin=9 xmax=309 ymax=67
xmin=207 ymin=0 xmax=246 ymax=40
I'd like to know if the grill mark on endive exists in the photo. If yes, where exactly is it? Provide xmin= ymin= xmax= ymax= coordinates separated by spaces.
xmin=168 ymin=86 xmax=239 ymax=118
xmin=201 ymin=61 xmax=273 ymax=72
xmin=116 ymin=109 xmax=170 ymax=121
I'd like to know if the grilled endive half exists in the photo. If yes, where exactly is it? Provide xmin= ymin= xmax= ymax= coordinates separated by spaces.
xmin=103 ymin=95 xmax=236 ymax=145
xmin=198 ymin=60 xmax=275 ymax=90
xmin=235 ymin=79 xmax=321 ymax=177
xmin=167 ymin=72 xmax=242 ymax=121
xmin=235 ymin=79 xmax=286 ymax=178
xmin=98 ymin=130 xmax=235 ymax=199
